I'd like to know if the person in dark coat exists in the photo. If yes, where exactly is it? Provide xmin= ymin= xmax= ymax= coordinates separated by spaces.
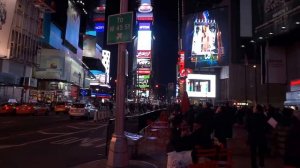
xmin=213 ymin=106 xmax=228 ymax=147
xmin=246 ymin=104 xmax=268 ymax=168
xmin=169 ymin=119 xmax=193 ymax=152
xmin=284 ymin=108 xmax=300 ymax=168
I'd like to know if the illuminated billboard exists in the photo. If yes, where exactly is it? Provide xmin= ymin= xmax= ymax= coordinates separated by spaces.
xmin=138 ymin=75 xmax=150 ymax=88
xmin=137 ymin=70 xmax=151 ymax=75
xmin=65 ymin=1 xmax=80 ymax=48
xmin=95 ymin=22 xmax=105 ymax=32
xmin=136 ymin=50 xmax=151 ymax=59
xmin=136 ymin=12 xmax=153 ymax=21
xmin=137 ymin=31 xmax=152 ymax=50
xmin=137 ymin=58 xmax=151 ymax=71
xmin=0 ymin=0 xmax=17 ymax=58
xmin=139 ymin=22 xmax=151 ymax=31
xmin=83 ymin=35 xmax=96 ymax=57
xmin=182 ymin=8 xmax=228 ymax=68
xmin=186 ymin=74 xmax=216 ymax=98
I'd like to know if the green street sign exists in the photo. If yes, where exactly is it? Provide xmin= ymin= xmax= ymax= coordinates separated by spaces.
xmin=107 ymin=12 xmax=133 ymax=44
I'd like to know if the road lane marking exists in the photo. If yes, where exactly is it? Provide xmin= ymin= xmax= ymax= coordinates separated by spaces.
xmin=80 ymin=138 xmax=104 ymax=147
xmin=94 ymin=143 xmax=106 ymax=148
xmin=51 ymin=137 xmax=81 ymax=144
xmin=0 ymin=124 xmax=106 ymax=150
xmin=66 ymin=125 xmax=85 ymax=129
xmin=37 ymin=131 xmax=66 ymax=135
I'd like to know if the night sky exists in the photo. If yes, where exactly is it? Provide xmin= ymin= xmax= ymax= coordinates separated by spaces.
xmin=152 ymin=1 xmax=178 ymax=86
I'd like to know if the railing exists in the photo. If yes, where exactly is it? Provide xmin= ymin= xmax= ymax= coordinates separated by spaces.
xmin=105 ymin=109 xmax=166 ymax=157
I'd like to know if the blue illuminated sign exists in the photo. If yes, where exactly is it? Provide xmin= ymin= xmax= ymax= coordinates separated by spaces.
xmin=139 ymin=22 xmax=151 ymax=30
xmin=95 ymin=22 xmax=105 ymax=32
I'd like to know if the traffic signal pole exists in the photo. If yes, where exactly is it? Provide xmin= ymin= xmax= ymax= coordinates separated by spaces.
xmin=106 ymin=0 xmax=129 ymax=167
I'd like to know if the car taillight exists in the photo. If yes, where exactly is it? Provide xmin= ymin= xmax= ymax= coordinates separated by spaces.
xmin=16 ymin=107 xmax=19 ymax=110
xmin=3 ymin=106 xmax=9 ymax=110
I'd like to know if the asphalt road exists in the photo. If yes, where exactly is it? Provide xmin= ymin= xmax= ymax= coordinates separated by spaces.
xmin=0 ymin=114 xmax=108 ymax=168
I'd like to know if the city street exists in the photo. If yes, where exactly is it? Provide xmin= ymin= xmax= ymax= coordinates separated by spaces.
xmin=0 ymin=114 xmax=108 ymax=168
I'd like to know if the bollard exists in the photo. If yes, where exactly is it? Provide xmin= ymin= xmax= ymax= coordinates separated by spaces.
xmin=94 ymin=110 xmax=99 ymax=122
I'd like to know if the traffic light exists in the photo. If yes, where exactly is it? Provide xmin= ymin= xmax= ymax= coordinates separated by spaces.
xmin=155 ymin=84 xmax=159 ymax=88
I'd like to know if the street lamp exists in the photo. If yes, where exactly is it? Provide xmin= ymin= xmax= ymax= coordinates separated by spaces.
xmin=253 ymin=65 xmax=257 ymax=103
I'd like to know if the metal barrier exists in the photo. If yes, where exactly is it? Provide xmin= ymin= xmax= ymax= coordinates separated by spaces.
xmin=94 ymin=110 xmax=111 ymax=122
xmin=105 ymin=109 xmax=165 ymax=157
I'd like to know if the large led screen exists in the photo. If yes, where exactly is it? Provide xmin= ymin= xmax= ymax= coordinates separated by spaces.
xmin=182 ymin=8 xmax=229 ymax=68
xmin=138 ymin=75 xmax=150 ymax=88
xmin=0 ymin=0 xmax=17 ymax=57
xmin=186 ymin=74 xmax=216 ymax=98
xmin=137 ymin=31 xmax=152 ymax=50
xmin=65 ymin=1 xmax=80 ymax=48
xmin=137 ymin=58 xmax=151 ymax=71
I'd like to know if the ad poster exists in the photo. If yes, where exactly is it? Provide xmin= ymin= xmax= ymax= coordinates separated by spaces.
xmin=0 ymin=0 xmax=17 ymax=58
xmin=182 ymin=7 xmax=229 ymax=68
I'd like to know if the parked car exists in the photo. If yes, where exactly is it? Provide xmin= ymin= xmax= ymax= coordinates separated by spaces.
xmin=54 ymin=102 xmax=71 ymax=114
xmin=69 ymin=103 xmax=97 ymax=119
xmin=16 ymin=103 xmax=35 ymax=115
xmin=33 ymin=103 xmax=50 ymax=116
xmin=0 ymin=103 xmax=18 ymax=115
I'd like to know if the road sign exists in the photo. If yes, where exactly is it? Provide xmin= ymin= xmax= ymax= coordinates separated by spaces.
xmin=107 ymin=12 xmax=133 ymax=44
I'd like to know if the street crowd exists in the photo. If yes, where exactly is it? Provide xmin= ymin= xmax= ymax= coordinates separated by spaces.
xmin=166 ymin=102 xmax=300 ymax=168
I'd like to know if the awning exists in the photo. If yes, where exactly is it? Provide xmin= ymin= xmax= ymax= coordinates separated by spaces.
xmin=82 ymin=56 xmax=106 ymax=73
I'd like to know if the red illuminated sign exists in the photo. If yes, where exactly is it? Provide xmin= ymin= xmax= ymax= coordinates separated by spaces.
xmin=93 ymin=17 xmax=105 ymax=22
xmin=95 ymin=6 xmax=106 ymax=13
xmin=137 ymin=70 xmax=151 ymax=74
xmin=291 ymin=80 xmax=300 ymax=86
xmin=137 ymin=17 xmax=153 ymax=21
xmin=137 ymin=50 xmax=151 ymax=58
xmin=178 ymin=51 xmax=185 ymax=73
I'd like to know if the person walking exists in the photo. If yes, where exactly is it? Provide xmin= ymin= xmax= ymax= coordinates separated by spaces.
xmin=213 ymin=106 xmax=228 ymax=147
xmin=284 ymin=107 xmax=300 ymax=168
xmin=246 ymin=104 xmax=268 ymax=168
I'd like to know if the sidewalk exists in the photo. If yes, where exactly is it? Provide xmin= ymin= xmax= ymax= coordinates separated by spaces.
xmin=73 ymin=123 xmax=284 ymax=168
xmin=230 ymin=124 xmax=284 ymax=168
xmin=72 ymin=120 xmax=170 ymax=168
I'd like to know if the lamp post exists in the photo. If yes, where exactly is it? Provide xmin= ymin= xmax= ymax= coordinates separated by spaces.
xmin=253 ymin=65 xmax=257 ymax=103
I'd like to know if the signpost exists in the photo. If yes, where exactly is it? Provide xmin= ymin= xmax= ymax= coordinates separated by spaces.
xmin=107 ymin=12 xmax=133 ymax=44
xmin=107 ymin=1 xmax=131 ymax=167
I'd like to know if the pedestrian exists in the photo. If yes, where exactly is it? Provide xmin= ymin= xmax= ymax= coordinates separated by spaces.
xmin=94 ymin=102 xmax=101 ymax=122
xmin=213 ymin=106 xmax=228 ymax=147
xmin=246 ymin=104 xmax=268 ymax=168
xmin=284 ymin=106 xmax=300 ymax=168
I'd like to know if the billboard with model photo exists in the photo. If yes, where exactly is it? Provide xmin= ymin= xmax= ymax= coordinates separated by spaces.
xmin=182 ymin=7 xmax=229 ymax=68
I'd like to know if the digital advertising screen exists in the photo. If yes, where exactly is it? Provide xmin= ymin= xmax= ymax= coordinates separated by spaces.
xmin=65 ymin=1 xmax=80 ymax=48
xmin=182 ymin=8 xmax=229 ymax=68
xmin=137 ymin=30 xmax=152 ymax=50
xmin=136 ymin=50 xmax=151 ymax=59
xmin=137 ymin=58 xmax=151 ymax=70
xmin=138 ymin=75 xmax=150 ymax=88
xmin=186 ymin=74 xmax=216 ymax=98
xmin=0 ymin=0 xmax=17 ymax=57
xmin=94 ymin=22 xmax=105 ymax=32
xmin=138 ymin=22 xmax=151 ymax=31
xmin=83 ymin=35 xmax=96 ymax=57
